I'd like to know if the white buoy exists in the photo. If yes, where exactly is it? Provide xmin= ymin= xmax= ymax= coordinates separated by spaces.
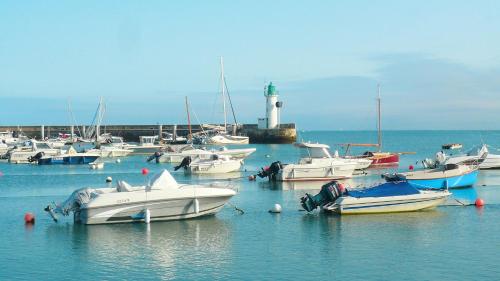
xmin=116 ymin=159 xmax=121 ymax=163
xmin=144 ymin=209 xmax=151 ymax=224
xmin=194 ymin=198 xmax=200 ymax=214
xmin=106 ymin=176 xmax=112 ymax=183
xmin=269 ymin=203 xmax=282 ymax=213
xmin=265 ymin=154 xmax=271 ymax=158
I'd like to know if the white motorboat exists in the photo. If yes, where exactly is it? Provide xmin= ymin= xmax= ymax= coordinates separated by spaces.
xmin=257 ymin=142 xmax=361 ymax=181
xmin=87 ymin=146 xmax=133 ymax=157
xmin=8 ymin=141 xmax=62 ymax=164
xmin=44 ymin=170 xmax=236 ymax=224
xmin=423 ymin=144 xmax=496 ymax=169
xmin=152 ymin=145 xmax=256 ymax=163
xmin=0 ymin=142 xmax=10 ymax=156
xmin=175 ymin=155 xmax=243 ymax=174
xmin=301 ymin=181 xmax=450 ymax=215
xmin=128 ymin=136 xmax=164 ymax=155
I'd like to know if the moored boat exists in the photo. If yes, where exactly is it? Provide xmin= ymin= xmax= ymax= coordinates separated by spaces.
xmin=301 ymin=181 xmax=450 ymax=214
xmin=383 ymin=164 xmax=478 ymax=189
xmin=44 ymin=170 xmax=236 ymax=224
xmin=38 ymin=146 xmax=100 ymax=165
xmin=174 ymin=155 xmax=243 ymax=174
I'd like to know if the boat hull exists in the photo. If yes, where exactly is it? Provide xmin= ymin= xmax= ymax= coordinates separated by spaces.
xmin=77 ymin=196 xmax=233 ymax=224
xmin=186 ymin=160 xmax=242 ymax=174
xmin=369 ymin=153 xmax=399 ymax=166
xmin=38 ymin=155 xmax=100 ymax=165
xmin=277 ymin=163 xmax=356 ymax=181
xmin=325 ymin=192 xmax=449 ymax=214
xmin=407 ymin=170 xmax=478 ymax=189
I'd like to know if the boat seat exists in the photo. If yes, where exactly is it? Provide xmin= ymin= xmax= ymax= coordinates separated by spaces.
xmin=116 ymin=180 xmax=134 ymax=192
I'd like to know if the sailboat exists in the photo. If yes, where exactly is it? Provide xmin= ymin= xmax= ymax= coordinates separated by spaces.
xmin=343 ymin=85 xmax=399 ymax=167
xmin=204 ymin=57 xmax=249 ymax=145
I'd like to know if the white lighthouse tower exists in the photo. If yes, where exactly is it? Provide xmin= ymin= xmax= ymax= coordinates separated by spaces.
xmin=258 ymin=82 xmax=282 ymax=129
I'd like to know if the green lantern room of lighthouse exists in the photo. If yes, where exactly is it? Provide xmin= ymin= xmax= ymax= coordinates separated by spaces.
xmin=265 ymin=82 xmax=278 ymax=96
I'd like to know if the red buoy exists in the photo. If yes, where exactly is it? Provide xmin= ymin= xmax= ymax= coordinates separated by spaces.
xmin=409 ymin=165 xmax=414 ymax=171
xmin=141 ymin=168 xmax=149 ymax=175
xmin=475 ymin=198 xmax=485 ymax=207
xmin=338 ymin=183 xmax=346 ymax=193
xmin=24 ymin=212 xmax=35 ymax=224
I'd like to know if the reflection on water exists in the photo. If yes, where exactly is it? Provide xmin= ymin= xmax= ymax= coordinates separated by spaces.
xmin=45 ymin=217 xmax=232 ymax=280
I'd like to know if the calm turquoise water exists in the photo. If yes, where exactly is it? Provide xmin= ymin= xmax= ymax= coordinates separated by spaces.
xmin=1 ymin=131 xmax=500 ymax=280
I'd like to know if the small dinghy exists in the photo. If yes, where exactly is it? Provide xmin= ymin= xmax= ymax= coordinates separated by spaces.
xmin=174 ymin=155 xmax=243 ymax=174
xmin=383 ymin=164 xmax=478 ymax=189
xmin=301 ymin=181 xmax=450 ymax=214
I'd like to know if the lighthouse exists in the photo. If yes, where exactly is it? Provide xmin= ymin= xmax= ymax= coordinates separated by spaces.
xmin=258 ymin=82 xmax=282 ymax=129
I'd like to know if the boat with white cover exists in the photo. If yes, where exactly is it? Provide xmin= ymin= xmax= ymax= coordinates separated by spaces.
xmin=44 ymin=170 xmax=236 ymax=224
xmin=301 ymin=181 xmax=450 ymax=215
xmin=175 ymin=155 xmax=243 ymax=174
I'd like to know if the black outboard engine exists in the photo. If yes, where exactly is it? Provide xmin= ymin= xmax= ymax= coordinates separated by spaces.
xmin=28 ymin=152 xmax=45 ymax=163
xmin=257 ymin=161 xmax=283 ymax=181
xmin=300 ymin=181 xmax=345 ymax=212
xmin=381 ymin=173 xmax=405 ymax=182
xmin=147 ymin=151 xmax=164 ymax=163
xmin=174 ymin=156 xmax=192 ymax=171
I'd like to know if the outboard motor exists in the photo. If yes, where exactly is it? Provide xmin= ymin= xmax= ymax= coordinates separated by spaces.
xmin=300 ymin=181 xmax=345 ymax=212
xmin=28 ymin=152 xmax=45 ymax=163
xmin=257 ymin=161 xmax=282 ymax=181
xmin=174 ymin=156 xmax=192 ymax=171
xmin=147 ymin=151 xmax=164 ymax=163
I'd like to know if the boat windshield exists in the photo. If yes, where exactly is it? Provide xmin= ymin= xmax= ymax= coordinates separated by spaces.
xmin=36 ymin=143 xmax=51 ymax=149
xmin=300 ymin=147 xmax=331 ymax=159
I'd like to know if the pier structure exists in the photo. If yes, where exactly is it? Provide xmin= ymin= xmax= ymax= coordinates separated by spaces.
xmin=0 ymin=123 xmax=296 ymax=144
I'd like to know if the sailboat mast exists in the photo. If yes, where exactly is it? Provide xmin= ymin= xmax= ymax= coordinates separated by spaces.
xmin=220 ymin=56 xmax=227 ymax=132
xmin=377 ymin=84 xmax=382 ymax=152
xmin=185 ymin=96 xmax=192 ymax=142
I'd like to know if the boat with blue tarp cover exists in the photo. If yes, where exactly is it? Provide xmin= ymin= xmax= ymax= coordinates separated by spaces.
xmin=301 ymin=181 xmax=450 ymax=214
xmin=382 ymin=164 xmax=478 ymax=189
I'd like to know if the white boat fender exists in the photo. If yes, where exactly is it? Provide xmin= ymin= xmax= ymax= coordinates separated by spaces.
xmin=194 ymin=198 xmax=200 ymax=214
xmin=269 ymin=203 xmax=282 ymax=213
xmin=144 ymin=209 xmax=151 ymax=224
xmin=106 ymin=176 xmax=113 ymax=183
xmin=116 ymin=159 xmax=121 ymax=163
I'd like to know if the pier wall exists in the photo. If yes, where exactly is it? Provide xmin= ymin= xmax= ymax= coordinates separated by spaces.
xmin=0 ymin=123 xmax=297 ymax=144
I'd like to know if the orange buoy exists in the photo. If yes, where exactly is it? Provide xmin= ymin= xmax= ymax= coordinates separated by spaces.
xmin=475 ymin=198 xmax=485 ymax=207
xmin=338 ymin=183 xmax=345 ymax=193
xmin=141 ymin=168 xmax=149 ymax=175
xmin=24 ymin=212 xmax=35 ymax=224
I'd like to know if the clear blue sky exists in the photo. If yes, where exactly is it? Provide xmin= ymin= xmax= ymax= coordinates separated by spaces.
xmin=1 ymin=0 xmax=499 ymax=129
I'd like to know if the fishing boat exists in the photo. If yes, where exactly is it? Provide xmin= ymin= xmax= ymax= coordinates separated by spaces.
xmin=342 ymin=85 xmax=400 ymax=167
xmin=175 ymin=155 xmax=243 ymax=174
xmin=44 ymin=170 xmax=236 ymax=224
xmin=37 ymin=146 xmax=100 ymax=165
xmin=301 ymin=181 xmax=450 ymax=214
xmin=384 ymin=164 xmax=479 ymax=189
xmin=150 ymin=145 xmax=256 ymax=163
xmin=257 ymin=143 xmax=359 ymax=181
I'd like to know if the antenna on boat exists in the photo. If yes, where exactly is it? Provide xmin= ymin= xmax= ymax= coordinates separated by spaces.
xmin=377 ymin=84 xmax=382 ymax=152
xmin=185 ymin=96 xmax=192 ymax=142
xmin=220 ymin=56 xmax=227 ymax=132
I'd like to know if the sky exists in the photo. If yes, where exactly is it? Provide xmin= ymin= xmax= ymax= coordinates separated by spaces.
xmin=1 ymin=0 xmax=499 ymax=130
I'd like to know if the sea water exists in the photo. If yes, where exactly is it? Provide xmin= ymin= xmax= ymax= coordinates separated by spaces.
xmin=1 ymin=131 xmax=500 ymax=280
